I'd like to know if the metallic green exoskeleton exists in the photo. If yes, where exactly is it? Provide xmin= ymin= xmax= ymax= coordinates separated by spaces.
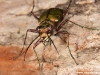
xmin=39 ymin=8 xmax=63 ymax=26
xmin=37 ymin=8 xmax=64 ymax=43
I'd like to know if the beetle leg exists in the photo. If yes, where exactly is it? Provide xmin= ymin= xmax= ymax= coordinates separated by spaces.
xmin=55 ymin=31 xmax=69 ymax=36
xmin=30 ymin=12 xmax=39 ymax=20
xmin=28 ymin=0 xmax=39 ymax=20
xmin=14 ymin=29 xmax=38 ymax=60
xmin=54 ymin=31 xmax=69 ymax=45
xmin=22 ymin=37 xmax=44 ymax=74
xmin=54 ymin=31 xmax=78 ymax=65
xmin=63 ymin=0 xmax=72 ymax=17
xmin=57 ymin=17 xmax=100 ymax=32
xmin=59 ymin=19 xmax=100 ymax=30
xmin=55 ymin=31 xmax=69 ymax=44
xmin=67 ymin=19 xmax=100 ymax=30
xmin=57 ymin=19 xmax=69 ymax=31
xmin=32 ymin=38 xmax=44 ymax=73
xmin=24 ymin=37 xmax=43 ymax=61
xmin=24 ymin=29 xmax=38 ymax=48
xmin=66 ymin=40 xmax=78 ymax=65
xmin=48 ymin=36 xmax=59 ymax=54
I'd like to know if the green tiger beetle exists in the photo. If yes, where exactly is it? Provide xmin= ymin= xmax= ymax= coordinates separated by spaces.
xmin=14 ymin=0 xmax=100 ymax=73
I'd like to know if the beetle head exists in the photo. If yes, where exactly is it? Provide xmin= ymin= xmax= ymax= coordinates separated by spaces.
xmin=36 ymin=24 xmax=53 ymax=39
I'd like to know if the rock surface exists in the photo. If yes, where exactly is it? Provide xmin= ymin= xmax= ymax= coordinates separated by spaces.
xmin=0 ymin=0 xmax=100 ymax=75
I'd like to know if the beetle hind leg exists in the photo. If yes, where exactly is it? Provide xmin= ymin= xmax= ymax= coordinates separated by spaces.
xmin=27 ymin=0 xmax=39 ymax=20
xmin=63 ymin=0 xmax=72 ymax=17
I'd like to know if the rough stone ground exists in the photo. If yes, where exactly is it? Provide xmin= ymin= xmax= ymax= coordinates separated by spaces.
xmin=0 ymin=0 xmax=100 ymax=75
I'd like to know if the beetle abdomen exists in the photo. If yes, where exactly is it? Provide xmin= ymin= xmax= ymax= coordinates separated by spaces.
xmin=48 ymin=8 xmax=63 ymax=22
xmin=39 ymin=8 xmax=63 ymax=23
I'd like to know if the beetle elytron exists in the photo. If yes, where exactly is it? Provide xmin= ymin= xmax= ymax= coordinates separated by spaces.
xmin=14 ymin=0 xmax=100 ymax=69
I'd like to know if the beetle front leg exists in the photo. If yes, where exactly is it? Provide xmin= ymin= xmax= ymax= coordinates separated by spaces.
xmin=14 ymin=29 xmax=38 ymax=60
xmin=21 ymin=37 xmax=44 ymax=74
xmin=32 ymin=38 xmax=44 ymax=73
xmin=24 ymin=37 xmax=43 ymax=61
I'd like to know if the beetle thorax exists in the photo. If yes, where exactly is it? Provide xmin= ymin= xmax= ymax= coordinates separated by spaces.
xmin=37 ymin=23 xmax=53 ymax=40
xmin=39 ymin=19 xmax=55 ymax=27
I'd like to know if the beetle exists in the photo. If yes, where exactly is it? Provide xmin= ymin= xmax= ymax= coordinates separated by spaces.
xmin=14 ymin=0 xmax=79 ymax=69
xmin=14 ymin=0 xmax=100 ymax=70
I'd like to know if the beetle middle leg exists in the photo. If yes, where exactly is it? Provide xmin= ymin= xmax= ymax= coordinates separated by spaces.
xmin=54 ymin=30 xmax=78 ymax=65
xmin=48 ymin=36 xmax=59 ymax=54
